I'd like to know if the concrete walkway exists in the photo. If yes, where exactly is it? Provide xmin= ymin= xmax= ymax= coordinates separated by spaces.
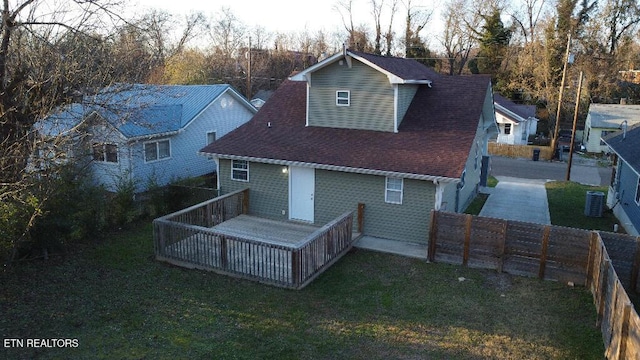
xmin=479 ymin=176 xmax=551 ymax=225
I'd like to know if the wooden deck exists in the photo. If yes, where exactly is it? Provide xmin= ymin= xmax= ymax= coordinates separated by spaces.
xmin=211 ymin=215 xmax=320 ymax=246
xmin=153 ymin=189 xmax=359 ymax=289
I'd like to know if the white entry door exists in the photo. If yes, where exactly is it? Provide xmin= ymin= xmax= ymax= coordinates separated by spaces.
xmin=289 ymin=166 xmax=315 ymax=222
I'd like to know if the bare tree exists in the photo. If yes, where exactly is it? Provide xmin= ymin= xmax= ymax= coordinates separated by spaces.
xmin=384 ymin=0 xmax=399 ymax=55
xmin=371 ymin=0 xmax=384 ymax=54
xmin=440 ymin=0 xmax=477 ymax=74
xmin=0 ymin=0 xmax=131 ymax=264
xmin=403 ymin=0 xmax=433 ymax=62
xmin=509 ymin=0 xmax=550 ymax=44
xmin=602 ymin=0 xmax=640 ymax=54
xmin=334 ymin=0 xmax=357 ymax=47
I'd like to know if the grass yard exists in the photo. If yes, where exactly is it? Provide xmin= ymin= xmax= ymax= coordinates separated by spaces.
xmin=1 ymin=223 xmax=603 ymax=359
xmin=546 ymin=181 xmax=620 ymax=231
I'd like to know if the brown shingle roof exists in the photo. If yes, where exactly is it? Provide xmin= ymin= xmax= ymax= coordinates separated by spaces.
xmin=349 ymin=50 xmax=439 ymax=81
xmin=201 ymin=75 xmax=491 ymax=180
xmin=494 ymin=93 xmax=537 ymax=121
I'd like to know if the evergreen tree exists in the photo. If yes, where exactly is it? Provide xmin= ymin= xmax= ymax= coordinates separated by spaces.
xmin=472 ymin=8 xmax=511 ymax=76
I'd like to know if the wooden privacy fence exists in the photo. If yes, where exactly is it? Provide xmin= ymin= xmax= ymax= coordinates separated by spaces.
xmin=428 ymin=210 xmax=640 ymax=359
xmin=488 ymin=143 xmax=553 ymax=160
xmin=153 ymin=188 xmax=356 ymax=289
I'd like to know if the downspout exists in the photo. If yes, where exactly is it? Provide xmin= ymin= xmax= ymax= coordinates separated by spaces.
xmin=433 ymin=180 xmax=444 ymax=211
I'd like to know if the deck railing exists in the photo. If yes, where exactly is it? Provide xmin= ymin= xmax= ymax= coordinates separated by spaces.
xmin=153 ymin=189 xmax=355 ymax=289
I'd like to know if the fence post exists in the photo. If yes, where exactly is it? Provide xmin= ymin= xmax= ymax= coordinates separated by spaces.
xmin=357 ymin=203 xmax=365 ymax=233
xmin=597 ymin=259 xmax=610 ymax=328
xmin=586 ymin=232 xmax=599 ymax=289
xmin=428 ymin=210 xmax=438 ymax=261
xmin=539 ymin=225 xmax=551 ymax=280
xmin=631 ymin=237 xmax=640 ymax=293
xmin=497 ymin=220 xmax=508 ymax=273
xmin=616 ymin=302 xmax=633 ymax=359
xmin=463 ymin=214 xmax=472 ymax=266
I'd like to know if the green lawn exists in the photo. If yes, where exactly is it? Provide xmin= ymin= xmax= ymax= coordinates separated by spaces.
xmin=546 ymin=181 xmax=619 ymax=231
xmin=1 ymin=223 xmax=603 ymax=359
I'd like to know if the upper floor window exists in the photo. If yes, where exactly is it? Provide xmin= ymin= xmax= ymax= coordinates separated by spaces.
xmin=504 ymin=123 xmax=512 ymax=135
xmin=232 ymin=160 xmax=249 ymax=182
xmin=207 ymin=131 xmax=217 ymax=145
xmin=336 ymin=90 xmax=350 ymax=106
xmin=93 ymin=143 xmax=118 ymax=163
xmin=144 ymin=139 xmax=170 ymax=162
xmin=385 ymin=177 xmax=403 ymax=204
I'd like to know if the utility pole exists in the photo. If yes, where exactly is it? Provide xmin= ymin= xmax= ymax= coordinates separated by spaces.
xmin=566 ymin=71 xmax=584 ymax=181
xmin=551 ymin=34 xmax=572 ymax=156
xmin=246 ymin=37 xmax=252 ymax=100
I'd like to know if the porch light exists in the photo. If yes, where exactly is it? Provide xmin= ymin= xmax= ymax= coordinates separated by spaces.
xmin=282 ymin=166 xmax=288 ymax=174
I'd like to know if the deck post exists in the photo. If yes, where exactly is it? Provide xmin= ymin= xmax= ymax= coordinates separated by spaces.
xmin=291 ymin=249 xmax=300 ymax=287
xmin=357 ymin=203 xmax=365 ymax=233
xmin=242 ymin=188 xmax=250 ymax=214
xmin=220 ymin=235 xmax=228 ymax=270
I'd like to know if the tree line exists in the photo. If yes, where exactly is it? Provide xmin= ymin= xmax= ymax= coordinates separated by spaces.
xmin=1 ymin=0 xmax=639 ymax=265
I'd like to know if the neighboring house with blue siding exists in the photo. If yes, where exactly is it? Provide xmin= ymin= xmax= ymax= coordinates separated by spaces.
xmin=37 ymin=84 xmax=256 ymax=192
xmin=603 ymin=124 xmax=640 ymax=236
xmin=199 ymin=49 xmax=497 ymax=245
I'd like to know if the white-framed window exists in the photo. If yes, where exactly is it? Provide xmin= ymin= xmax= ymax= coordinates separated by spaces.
xmin=385 ymin=177 xmax=403 ymax=204
xmin=232 ymin=160 xmax=249 ymax=182
xmin=635 ymin=175 xmax=640 ymax=205
xmin=144 ymin=139 xmax=170 ymax=163
xmin=504 ymin=123 xmax=512 ymax=135
xmin=92 ymin=143 xmax=118 ymax=163
xmin=206 ymin=131 xmax=217 ymax=145
xmin=336 ymin=90 xmax=350 ymax=106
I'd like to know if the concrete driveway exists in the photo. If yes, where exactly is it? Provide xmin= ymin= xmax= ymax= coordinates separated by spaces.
xmin=478 ymin=155 xmax=609 ymax=224
xmin=479 ymin=176 xmax=551 ymax=224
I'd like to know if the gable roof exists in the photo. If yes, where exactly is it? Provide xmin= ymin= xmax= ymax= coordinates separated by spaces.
xmin=493 ymin=93 xmax=537 ymax=122
xmin=39 ymin=84 xmax=255 ymax=139
xmin=289 ymin=49 xmax=438 ymax=85
xmin=201 ymin=73 xmax=492 ymax=181
xmin=603 ymin=123 xmax=640 ymax=174
xmin=587 ymin=104 xmax=640 ymax=129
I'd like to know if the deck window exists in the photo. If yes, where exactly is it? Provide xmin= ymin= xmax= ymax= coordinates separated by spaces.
xmin=92 ymin=143 xmax=118 ymax=163
xmin=232 ymin=160 xmax=249 ymax=181
xmin=336 ymin=90 xmax=350 ymax=106
xmin=385 ymin=177 xmax=403 ymax=204
xmin=144 ymin=139 xmax=170 ymax=162
xmin=635 ymin=176 xmax=640 ymax=205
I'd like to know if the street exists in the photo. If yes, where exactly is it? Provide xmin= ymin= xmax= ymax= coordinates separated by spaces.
xmin=489 ymin=155 xmax=612 ymax=186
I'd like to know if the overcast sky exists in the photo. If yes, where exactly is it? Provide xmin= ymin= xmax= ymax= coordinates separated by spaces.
xmin=130 ymin=0 xmax=442 ymax=41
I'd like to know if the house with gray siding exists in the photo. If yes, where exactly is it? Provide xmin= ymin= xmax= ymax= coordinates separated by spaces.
xmin=603 ymin=124 xmax=640 ymax=236
xmin=37 ymin=84 xmax=256 ymax=192
xmin=200 ymin=49 xmax=497 ymax=245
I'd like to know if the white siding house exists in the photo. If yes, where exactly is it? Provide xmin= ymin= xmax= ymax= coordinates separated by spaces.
xmin=37 ymin=84 xmax=256 ymax=192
